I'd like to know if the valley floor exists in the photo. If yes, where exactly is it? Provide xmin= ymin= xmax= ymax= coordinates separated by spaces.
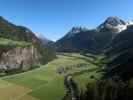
xmin=0 ymin=53 xmax=101 ymax=100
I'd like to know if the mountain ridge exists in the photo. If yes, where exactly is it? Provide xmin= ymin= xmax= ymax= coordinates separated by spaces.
xmin=54 ymin=16 xmax=133 ymax=54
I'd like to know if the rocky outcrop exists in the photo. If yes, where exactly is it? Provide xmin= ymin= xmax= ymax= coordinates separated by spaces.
xmin=0 ymin=46 xmax=41 ymax=72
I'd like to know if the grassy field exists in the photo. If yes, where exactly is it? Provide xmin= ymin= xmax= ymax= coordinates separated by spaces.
xmin=0 ymin=38 xmax=31 ymax=47
xmin=0 ymin=53 xmax=101 ymax=100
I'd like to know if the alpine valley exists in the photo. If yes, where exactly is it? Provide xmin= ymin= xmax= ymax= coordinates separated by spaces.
xmin=0 ymin=16 xmax=133 ymax=100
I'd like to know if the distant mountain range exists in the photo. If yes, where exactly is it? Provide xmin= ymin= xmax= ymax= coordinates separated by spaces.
xmin=54 ymin=16 xmax=133 ymax=54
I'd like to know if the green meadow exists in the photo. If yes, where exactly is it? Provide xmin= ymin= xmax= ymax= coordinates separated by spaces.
xmin=0 ymin=53 xmax=101 ymax=100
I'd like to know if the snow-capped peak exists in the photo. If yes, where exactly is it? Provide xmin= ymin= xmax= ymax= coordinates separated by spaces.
xmin=97 ymin=16 xmax=131 ymax=33
xmin=104 ymin=16 xmax=126 ymax=26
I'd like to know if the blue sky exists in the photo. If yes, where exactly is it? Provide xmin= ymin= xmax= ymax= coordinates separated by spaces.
xmin=0 ymin=0 xmax=133 ymax=41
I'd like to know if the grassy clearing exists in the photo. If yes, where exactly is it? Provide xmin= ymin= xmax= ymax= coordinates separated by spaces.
xmin=0 ymin=38 xmax=31 ymax=47
xmin=0 ymin=53 xmax=101 ymax=100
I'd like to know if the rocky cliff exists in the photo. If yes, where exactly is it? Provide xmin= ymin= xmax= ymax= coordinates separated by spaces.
xmin=0 ymin=46 xmax=41 ymax=73
xmin=0 ymin=16 xmax=56 ymax=75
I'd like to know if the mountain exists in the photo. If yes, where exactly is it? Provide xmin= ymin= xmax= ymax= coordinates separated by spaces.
xmin=0 ymin=16 xmax=41 ymax=44
xmin=97 ymin=16 xmax=127 ymax=33
xmin=55 ymin=20 xmax=117 ymax=53
xmin=55 ymin=17 xmax=133 ymax=54
xmin=0 ymin=16 xmax=56 ymax=74
xmin=78 ymin=18 xmax=133 ymax=100
xmin=56 ymin=30 xmax=113 ymax=54
xmin=104 ymin=25 xmax=133 ymax=80
xmin=0 ymin=16 xmax=55 ymax=47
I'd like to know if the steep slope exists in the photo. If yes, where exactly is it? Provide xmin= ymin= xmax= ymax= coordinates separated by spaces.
xmin=105 ymin=25 xmax=133 ymax=80
xmin=0 ymin=17 xmax=56 ymax=74
xmin=0 ymin=16 xmax=40 ymax=44
xmin=55 ymin=28 xmax=95 ymax=53
xmin=55 ymin=27 xmax=115 ymax=54
xmin=78 ymin=24 xmax=133 ymax=100
xmin=57 ymin=31 xmax=113 ymax=54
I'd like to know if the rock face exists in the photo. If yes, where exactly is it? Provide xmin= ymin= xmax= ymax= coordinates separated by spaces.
xmin=0 ymin=46 xmax=41 ymax=72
